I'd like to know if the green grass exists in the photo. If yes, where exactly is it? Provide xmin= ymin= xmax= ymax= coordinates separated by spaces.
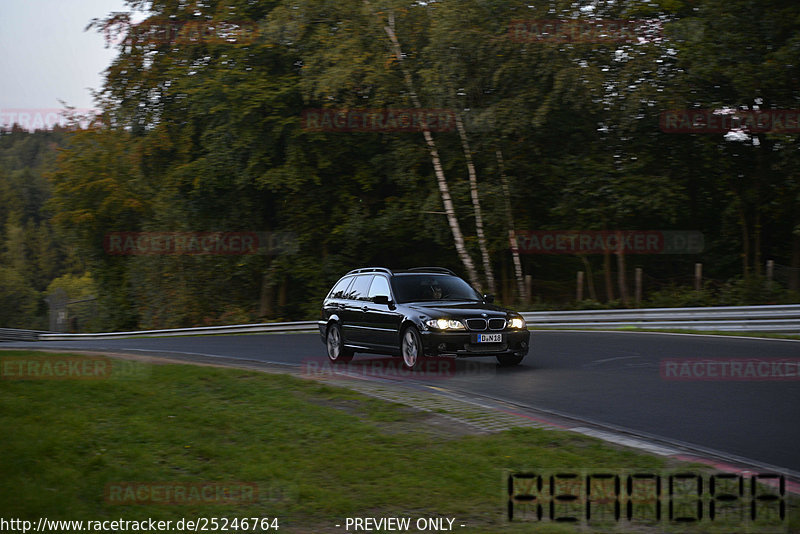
xmin=0 ymin=350 xmax=796 ymax=533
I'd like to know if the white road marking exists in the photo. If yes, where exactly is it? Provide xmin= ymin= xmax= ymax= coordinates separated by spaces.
xmin=571 ymin=427 xmax=679 ymax=456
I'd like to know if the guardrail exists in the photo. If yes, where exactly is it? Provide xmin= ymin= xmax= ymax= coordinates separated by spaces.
xmin=520 ymin=304 xmax=800 ymax=333
xmin=0 ymin=328 xmax=44 ymax=342
xmin=1 ymin=305 xmax=799 ymax=341
xmin=34 ymin=321 xmax=319 ymax=341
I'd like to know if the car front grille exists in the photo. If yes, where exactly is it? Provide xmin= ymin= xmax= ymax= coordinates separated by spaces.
xmin=465 ymin=318 xmax=487 ymax=331
xmin=488 ymin=318 xmax=506 ymax=330
xmin=465 ymin=318 xmax=506 ymax=331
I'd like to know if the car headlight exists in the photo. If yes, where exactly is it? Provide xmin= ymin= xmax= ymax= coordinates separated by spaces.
xmin=425 ymin=318 xmax=466 ymax=330
xmin=508 ymin=317 xmax=526 ymax=329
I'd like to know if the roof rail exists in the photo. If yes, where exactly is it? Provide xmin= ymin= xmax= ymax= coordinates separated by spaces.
xmin=404 ymin=267 xmax=456 ymax=275
xmin=345 ymin=267 xmax=394 ymax=275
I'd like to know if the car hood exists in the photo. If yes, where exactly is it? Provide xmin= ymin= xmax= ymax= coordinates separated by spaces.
xmin=406 ymin=301 xmax=512 ymax=318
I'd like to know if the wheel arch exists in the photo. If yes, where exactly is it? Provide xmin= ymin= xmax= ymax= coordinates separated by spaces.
xmin=325 ymin=315 xmax=342 ymax=334
xmin=398 ymin=317 xmax=421 ymax=343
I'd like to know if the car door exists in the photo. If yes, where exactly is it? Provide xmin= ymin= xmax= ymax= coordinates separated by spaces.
xmin=340 ymin=274 xmax=373 ymax=345
xmin=362 ymin=274 xmax=402 ymax=348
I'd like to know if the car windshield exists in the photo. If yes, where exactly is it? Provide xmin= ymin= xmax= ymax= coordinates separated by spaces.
xmin=391 ymin=274 xmax=482 ymax=303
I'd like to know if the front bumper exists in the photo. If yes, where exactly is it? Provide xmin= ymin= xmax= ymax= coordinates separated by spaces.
xmin=419 ymin=328 xmax=530 ymax=358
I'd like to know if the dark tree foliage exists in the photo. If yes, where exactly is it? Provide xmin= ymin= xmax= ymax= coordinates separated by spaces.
xmin=1 ymin=0 xmax=797 ymax=328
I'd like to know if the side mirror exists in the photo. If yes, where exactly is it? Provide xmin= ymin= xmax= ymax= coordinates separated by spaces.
xmin=483 ymin=294 xmax=495 ymax=303
xmin=373 ymin=295 xmax=391 ymax=305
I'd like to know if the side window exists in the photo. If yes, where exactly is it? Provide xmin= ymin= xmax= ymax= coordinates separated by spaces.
xmin=328 ymin=276 xmax=354 ymax=299
xmin=347 ymin=275 xmax=373 ymax=301
xmin=367 ymin=276 xmax=391 ymax=300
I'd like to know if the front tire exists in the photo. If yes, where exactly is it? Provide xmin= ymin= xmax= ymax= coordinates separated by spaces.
xmin=400 ymin=326 xmax=425 ymax=370
xmin=496 ymin=353 xmax=524 ymax=366
xmin=326 ymin=323 xmax=353 ymax=363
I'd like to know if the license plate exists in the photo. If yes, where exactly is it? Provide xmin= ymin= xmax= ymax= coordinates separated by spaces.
xmin=477 ymin=333 xmax=503 ymax=343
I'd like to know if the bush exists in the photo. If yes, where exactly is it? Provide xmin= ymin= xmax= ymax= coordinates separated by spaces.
xmin=644 ymin=283 xmax=716 ymax=308
xmin=0 ymin=266 xmax=39 ymax=328
xmin=574 ymin=299 xmax=615 ymax=310
xmin=716 ymin=276 xmax=795 ymax=306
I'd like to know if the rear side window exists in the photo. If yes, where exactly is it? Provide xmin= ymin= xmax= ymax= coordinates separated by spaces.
xmin=328 ymin=276 xmax=354 ymax=299
xmin=346 ymin=275 xmax=374 ymax=301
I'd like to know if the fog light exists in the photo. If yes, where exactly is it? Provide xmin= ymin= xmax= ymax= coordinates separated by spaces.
xmin=521 ymin=341 xmax=528 ymax=349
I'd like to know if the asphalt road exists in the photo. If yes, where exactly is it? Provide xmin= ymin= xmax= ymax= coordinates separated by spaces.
xmin=3 ymin=331 xmax=799 ymax=473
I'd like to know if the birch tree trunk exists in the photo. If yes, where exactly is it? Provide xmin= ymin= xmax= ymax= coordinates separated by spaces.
xmin=455 ymin=112 xmax=495 ymax=293
xmin=496 ymin=149 xmax=526 ymax=303
xmin=375 ymin=9 xmax=480 ymax=288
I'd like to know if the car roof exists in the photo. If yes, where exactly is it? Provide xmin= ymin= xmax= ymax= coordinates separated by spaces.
xmin=344 ymin=267 xmax=456 ymax=276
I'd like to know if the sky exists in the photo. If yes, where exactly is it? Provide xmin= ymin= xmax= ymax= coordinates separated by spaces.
xmin=0 ymin=0 xmax=130 ymax=127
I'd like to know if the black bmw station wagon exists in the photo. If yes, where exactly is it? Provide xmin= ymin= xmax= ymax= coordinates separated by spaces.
xmin=318 ymin=267 xmax=530 ymax=369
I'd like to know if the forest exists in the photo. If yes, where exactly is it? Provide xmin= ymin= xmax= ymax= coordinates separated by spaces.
xmin=0 ymin=0 xmax=798 ymax=331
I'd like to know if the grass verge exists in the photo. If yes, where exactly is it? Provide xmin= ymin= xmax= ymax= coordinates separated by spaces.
xmin=0 ymin=350 xmax=795 ymax=533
